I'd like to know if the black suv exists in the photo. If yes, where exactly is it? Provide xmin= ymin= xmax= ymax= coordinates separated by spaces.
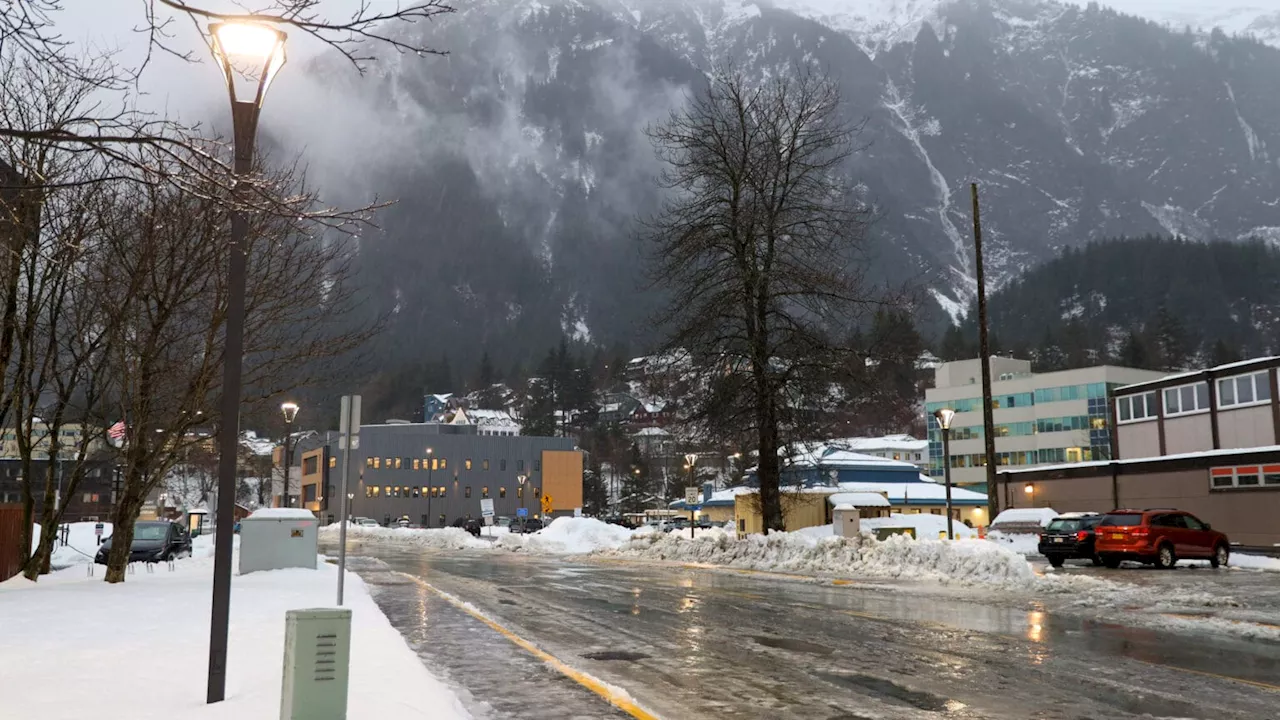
xmin=1038 ymin=512 xmax=1104 ymax=567
xmin=95 ymin=521 xmax=192 ymax=564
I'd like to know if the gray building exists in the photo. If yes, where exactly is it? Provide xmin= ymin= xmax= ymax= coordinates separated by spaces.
xmin=305 ymin=422 xmax=581 ymax=527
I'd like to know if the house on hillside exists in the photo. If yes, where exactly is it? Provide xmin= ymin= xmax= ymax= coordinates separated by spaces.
xmin=598 ymin=393 xmax=640 ymax=426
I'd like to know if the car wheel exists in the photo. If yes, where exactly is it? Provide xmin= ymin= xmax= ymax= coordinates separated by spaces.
xmin=1210 ymin=543 xmax=1229 ymax=569
xmin=1090 ymin=554 xmax=1103 ymax=567
xmin=1048 ymin=556 xmax=1065 ymax=568
xmin=1155 ymin=543 xmax=1176 ymax=569
xmin=1101 ymin=555 xmax=1121 ymax=569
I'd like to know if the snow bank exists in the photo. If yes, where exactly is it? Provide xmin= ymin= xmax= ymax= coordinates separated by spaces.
xmin=0 ymin=553 xmax=469 ymax=719
xmin=991 ymin=507 xmax=1058 ymax=527
xmin=32 ymin=522 xmax=112 ymax=568
xmin=986 ymin=531 xmax=1041 ymax=556
xmin=862 ymin=513 xmax=979 ymax=539
xmin=497 ymin=517 xmax=634 ymax=554
xmin=1231 ymin=553 xmax=1280 ymax=571
xmin=248 ymin=507 xmax=317 ymax=519
xmin=318 ymin=523 xmax=491 ymax=551
xmin=611 ymin=528 xmax=1036 ymax=587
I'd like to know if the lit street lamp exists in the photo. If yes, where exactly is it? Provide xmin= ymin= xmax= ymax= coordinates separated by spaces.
xmin=206 ymin=19 xmax=287 ymax=706
xmin=280 ymin=401 xmax=299 ymax=507
xmin=933 ymin=408 xmax=957 ymax=541
xmin=1024 ymin=483 xmax=1035 ymax=506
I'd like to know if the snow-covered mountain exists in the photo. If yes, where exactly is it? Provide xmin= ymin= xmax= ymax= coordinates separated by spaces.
xmin=296 ymin=0 xmax=1280 ymax=374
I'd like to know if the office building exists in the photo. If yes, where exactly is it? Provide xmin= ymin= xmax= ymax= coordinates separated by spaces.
xmin=300 ymin=422 xmax=582 ymax=527
xmin=925 ymin=358 xmax=1165 ymax=488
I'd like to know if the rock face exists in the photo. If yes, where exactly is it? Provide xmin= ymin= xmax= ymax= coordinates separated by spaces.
xmin=295 ymin=0 xmax=1280 ymax=367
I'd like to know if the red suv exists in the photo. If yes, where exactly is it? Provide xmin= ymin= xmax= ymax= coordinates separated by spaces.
xmin=1094 ymin=509 xmax=1230 ymax=569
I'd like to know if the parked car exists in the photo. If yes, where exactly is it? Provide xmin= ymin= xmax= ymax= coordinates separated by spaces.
xmin=463 ymin=518 xmax=483 ymax=537
xmin=354 ymin=517 xmax=379 ymax=528
xmin=95 ymin=521 xmax=192 ymax=564
xmin=1038 ymin=512 xmax=1104 ymax=567
xmin=1094 ymin=509 xmax=1230 ymax=569
xmin=510 ymin=518 xmax=544 ymax=534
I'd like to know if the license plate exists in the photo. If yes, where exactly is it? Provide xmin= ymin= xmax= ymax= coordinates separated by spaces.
xmin=1053 ymin=537 xmax=1063 ymax=543
xmin=1110 ymin=533 xmax=1124 ymax=540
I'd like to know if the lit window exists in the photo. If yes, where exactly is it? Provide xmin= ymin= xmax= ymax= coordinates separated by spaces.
xmin=329 ymin=457 xmax=337 ymax=468
xmin=366 ymin=457 xmax=374 ymax=467
xmin=384 ymin=457 xmax=392 ymax=468
xmin=466 ymin=459 xmax=473 ymax=470
xmin=441 ymin=458 xmax=447 ymax=469
xmin=383 ymin=486 xmax=390 ymax=496
xmin=439 ymin=487 xmax=446 ymax=498
xmin=365 ymin=487 xmax=372 ymax=498
xmin=431 ymin=487 xmax=438 ymax=497
xmin=413 ymin=459 xmax=421 ymax=470
xmin=482 ymin=486 xmax=490 ymax=498
xmin=412 ymin=487 xmax=420 ymax=498
xmin=483 ymin=459 xmax=490 ymax=471
xmin=499 ymin=487 xmax=507 ymax=498
xmin=394 ymin=457 xmax=402 ymax=469
xmin=431 ymin=458 xmax=438 ymax=471
xmin=372 ymin=486 xmax=380 ymax=497
xmin=372 ymin=457 xmax=380 ymax=469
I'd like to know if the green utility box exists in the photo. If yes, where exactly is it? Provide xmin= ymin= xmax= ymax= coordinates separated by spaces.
xmin=281 ymin=608 xmax=352 ymax=720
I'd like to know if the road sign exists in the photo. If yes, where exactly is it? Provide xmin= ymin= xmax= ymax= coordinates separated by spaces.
xmin=480 ymin=498 xmax=495 ymax=518
xmin=541 ymin=494 xmax=553 ymax=514
xmin=685 ymin=487 xmax=699 ymax=505
xmin=516 ymin=507 xmax=528 ymax=518
xmin=484 ymin=516 xmax=494 ymax=526
xmin=94 ymin=522 xmax=104 ymax=537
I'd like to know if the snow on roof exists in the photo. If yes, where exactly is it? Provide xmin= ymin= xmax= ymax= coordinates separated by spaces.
xmin=835 ymin=481 xmax=988 ymax=504
xmin=825 ymin=435 xmax=927 ymax=452
xmin=991 ymin=507 xmax=1058 ymax=527
xmin=827 ymin=492 xmax=891 ymax=508
xmin=1001 ymin=444 xmax=1280 ymax=475
xmin=1117 ymin=356 xmax=1280 ymax=393
xmin=247 ymin=508 xmax=317 ymax=520
xmin=642 ymin=402 xmax=666 ymax=413
xmin=240 ymin=431 xmax=276 ymax=456
xmin=632 ymin=427 xmax=670 ymax=436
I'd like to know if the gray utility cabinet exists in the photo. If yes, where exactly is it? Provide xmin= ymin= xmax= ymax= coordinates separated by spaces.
xmin=281 ymin=608 xmax=352 ymax=720
xmin=239 ymin=508 xmax=319 ymax=574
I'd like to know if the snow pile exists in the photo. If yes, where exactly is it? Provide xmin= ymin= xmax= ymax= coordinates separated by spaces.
xmin=31 ymin=522 xmax=112 ymax=568
xmin=990 ymin=507 xmax=1058 ymax=527
xmin=792 ymin=515 xmax=979 ymax=540
xmin=1229 ymin=553 xmax=1280 ymax=571
xmin=318 ymin=523 xmax=491 ymax=551
xmin=0 ymin=552 xmax=469 ymax=719
xmin=498 ymin=517 xmax=634 ymax=554
xmin=986 ymin=531 xmax=1041 ymax=556
xmin=612 ymin=528 xmax=1036 ymax=587
xmin=248 ymin=507 xmax=317 ymax=519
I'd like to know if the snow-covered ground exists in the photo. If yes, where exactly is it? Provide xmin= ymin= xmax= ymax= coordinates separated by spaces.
xmin=0 ymin=548 xmax=469 ymax=720
xmin=986 ymin=531 xmax=1041 ymax=556
xmin=794 ymin=514 xmax=979 ymax=540
xmin=32 ymin=521 xmax=113 ymax=568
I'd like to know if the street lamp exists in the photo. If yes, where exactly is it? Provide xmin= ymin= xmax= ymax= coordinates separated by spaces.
xmin=1024 ymin=483 xmax=1035 ymax=506
xmin=347 ymin=492 xmax=355 ymax=522
xmin=206 ymin=19 xmax=287 ymax=706
xmin=280 ymin=401 xmax=299 ymax=508
xmin=933 ymin=407 xmax=957 ymax=541
xmin=517 ymin=473 xmax=528 ymax=530
xmin=425 ymin=447 xmax=434 ymax=527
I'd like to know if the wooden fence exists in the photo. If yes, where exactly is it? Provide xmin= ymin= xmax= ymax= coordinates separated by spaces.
xmin=0 ymin=505 xmax=26 ymax=582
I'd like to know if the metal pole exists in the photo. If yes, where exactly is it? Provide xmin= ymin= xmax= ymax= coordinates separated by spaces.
xmin=942 ymin=428 xmax=954 ymax=540
xmin=208 ymin=101 xmax=257 ymax=705
xmin=281 ymin=421 xmax=291 ymax=508
xmin=336 ymin=396 xmax=354 ymax=606
xmin=426 ymin=456 xmax=434 ymax=528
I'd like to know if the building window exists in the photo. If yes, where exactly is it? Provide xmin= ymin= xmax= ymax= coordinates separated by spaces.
xmin=413 ymin=459 xmax=421 ymax=470
xmin=441 ymin=458 xmax=447 ymax=470
xmin=483 ymin=459 xmax=490 ymax=471
xmin=430 ymin=458 xmax=437 ymax=471
xmin=465 ymin=486 xmax=472 ymax=498
xmin=466 ymin=459 xmax=473 ymax=470
xmin=482 ymin=486 xmax=490 ymax=498
xmin=383 ymin=486 xmax=391 ymax=497
xmin=439 ymin=487 xmax=447 ymax=498
xmin=534 ymin=459 xmax=541 ymax=471
xmin=499 ymin=487 xmax=507 ymax=498
xmin=371 ymin=457 xmax=380 ymax=469
xmin=501 ymin=459 xmax=507 ymax=471
xmin=1164 ymin=382 xmax=1210 ymax=416
xmin=1218 ymin=371 xmax=1271 ymax=409
xmin=412 ymin=487 xmax=420 ymax=498
xmin=365 ymin=486 xmax=372 ymax=498
xmin=534 ymin=487 xmax=542 ymax=498
xmin=391 ymin=457 xmax=400 ymax=469
xmin=329 ymin=457 xmax=337 ymax=469
xmin=371 ymin=486 xmax=381 ymax=497
xmin=303 ymin=485 xmax=317 ymax=502
xmin=1116 ymin=392 xmax=1158 ymax=423
xmin=518 ymin=459 xmax=524 ymax=471
xmin=430 ymin=487 xmax=438 ymax=497
xmin=303 ymin=456 xmax=319 ymax=475
xmin=1209 ymin=465 xmax=1280 ymax=488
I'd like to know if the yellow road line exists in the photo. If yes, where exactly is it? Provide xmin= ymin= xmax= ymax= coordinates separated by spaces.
xmin=393 ymin=572 xmax=663 ymax=720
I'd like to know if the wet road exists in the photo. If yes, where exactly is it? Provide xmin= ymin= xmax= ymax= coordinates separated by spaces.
xmin=347 ymin=546 xmax=1280 ymax=720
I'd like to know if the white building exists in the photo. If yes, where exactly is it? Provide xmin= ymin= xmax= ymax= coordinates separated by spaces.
xmin=824 ymin=435 xmax=929 ymax=473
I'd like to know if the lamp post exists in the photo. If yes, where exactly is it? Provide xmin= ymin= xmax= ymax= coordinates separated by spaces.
xmin=684 ymin=452 xmax=698 ymax=539
xmin=933 ymin=408 xmax=957 ymax=541
xmin=517 ymin=473 xmax=527 ymax=530
xmin=425 ymin=447 xmax=434 ymax=527
xmin=347 ymin=492 xmax=355 ymax=522
xmin=280 ymin=402 xmax=299 ymax=508
xmin=206 ymin=19 xmax=287 ymax=706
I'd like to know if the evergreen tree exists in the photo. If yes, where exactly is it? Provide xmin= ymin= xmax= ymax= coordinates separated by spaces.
xmin=1150 ymin=305 xmax=1190 ymax=371
xmin=1119 ymin=328 xmax=1153 ymax=369
xmin=620 ymin=443 xmax=652 ymax=514
xmin=522 ymin=379 xmax=557 ymax=437
xmin=582 ymin=466 xmax=608 ymax=516
xmin=474 ymin=351 xmax=503 ymax=408
xmin=1210 ymin=338 xmax=1242 ymax=366
xmin=938 ymin=324 xmax=971 ymax=361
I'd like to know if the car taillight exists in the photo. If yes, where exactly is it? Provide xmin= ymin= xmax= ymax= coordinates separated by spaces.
xmin=1129 ymin=527 xmax=1149 ymax=537
xmin=1075 ymin=530 xmax=1089 ymax=541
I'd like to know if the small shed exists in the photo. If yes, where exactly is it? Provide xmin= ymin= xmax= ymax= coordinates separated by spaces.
xmin=238 ymin=508 xmax=318 ymax=574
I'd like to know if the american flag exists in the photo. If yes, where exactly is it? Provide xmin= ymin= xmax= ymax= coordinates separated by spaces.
xmin=108 ymin=421 xmax=126 ymax=440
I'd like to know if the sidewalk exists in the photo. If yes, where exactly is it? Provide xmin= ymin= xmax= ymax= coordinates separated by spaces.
xmin=0 ymin=546 xmax=470 ymax=720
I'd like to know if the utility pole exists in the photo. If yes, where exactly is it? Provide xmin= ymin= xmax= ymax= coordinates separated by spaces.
xmin=972 ymin=183 xmax=999 ymax=521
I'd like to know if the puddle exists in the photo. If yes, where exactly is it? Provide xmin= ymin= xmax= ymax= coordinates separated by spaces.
xmin=815 ymin=672 xmax=949 ymax=712
xmin=753 ymin=635 xmax=835 ymax=656
xmin=498 ymin=599 xmax=517 ymax=605
xmin=582 ymin=650 xmax=650 ymax=662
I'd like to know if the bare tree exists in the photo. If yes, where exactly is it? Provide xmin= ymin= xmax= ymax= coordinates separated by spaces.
xmin=644 ymin=66 xmax=890 ymax=533
xmin=99 ymin=158 xmax=377 ymax=583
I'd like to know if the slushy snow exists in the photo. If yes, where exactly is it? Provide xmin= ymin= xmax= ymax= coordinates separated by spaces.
xmin=0 ymin=549 xmax=469 ymax=719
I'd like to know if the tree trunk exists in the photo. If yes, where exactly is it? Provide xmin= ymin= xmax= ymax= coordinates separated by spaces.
xmin=22 ymin=477 xmax=61 ymax=580
xmin=104 ymin=482 xmax=147 ymax=583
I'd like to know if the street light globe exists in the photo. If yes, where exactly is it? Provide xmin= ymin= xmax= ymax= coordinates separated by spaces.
xmin=933 ymin=407 xmax=956 ymax=431
xmin=280 ymin=401 xmax=299 ymax=424
xmin=1024 ymin=483 xmax=1035 ymax=495
xmin=209 ymin=21 xmax=287 ymax=107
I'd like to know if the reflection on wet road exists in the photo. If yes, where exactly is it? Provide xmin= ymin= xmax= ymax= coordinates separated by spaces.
xmin=346 ymin=545 xmax=1280 ymax=719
